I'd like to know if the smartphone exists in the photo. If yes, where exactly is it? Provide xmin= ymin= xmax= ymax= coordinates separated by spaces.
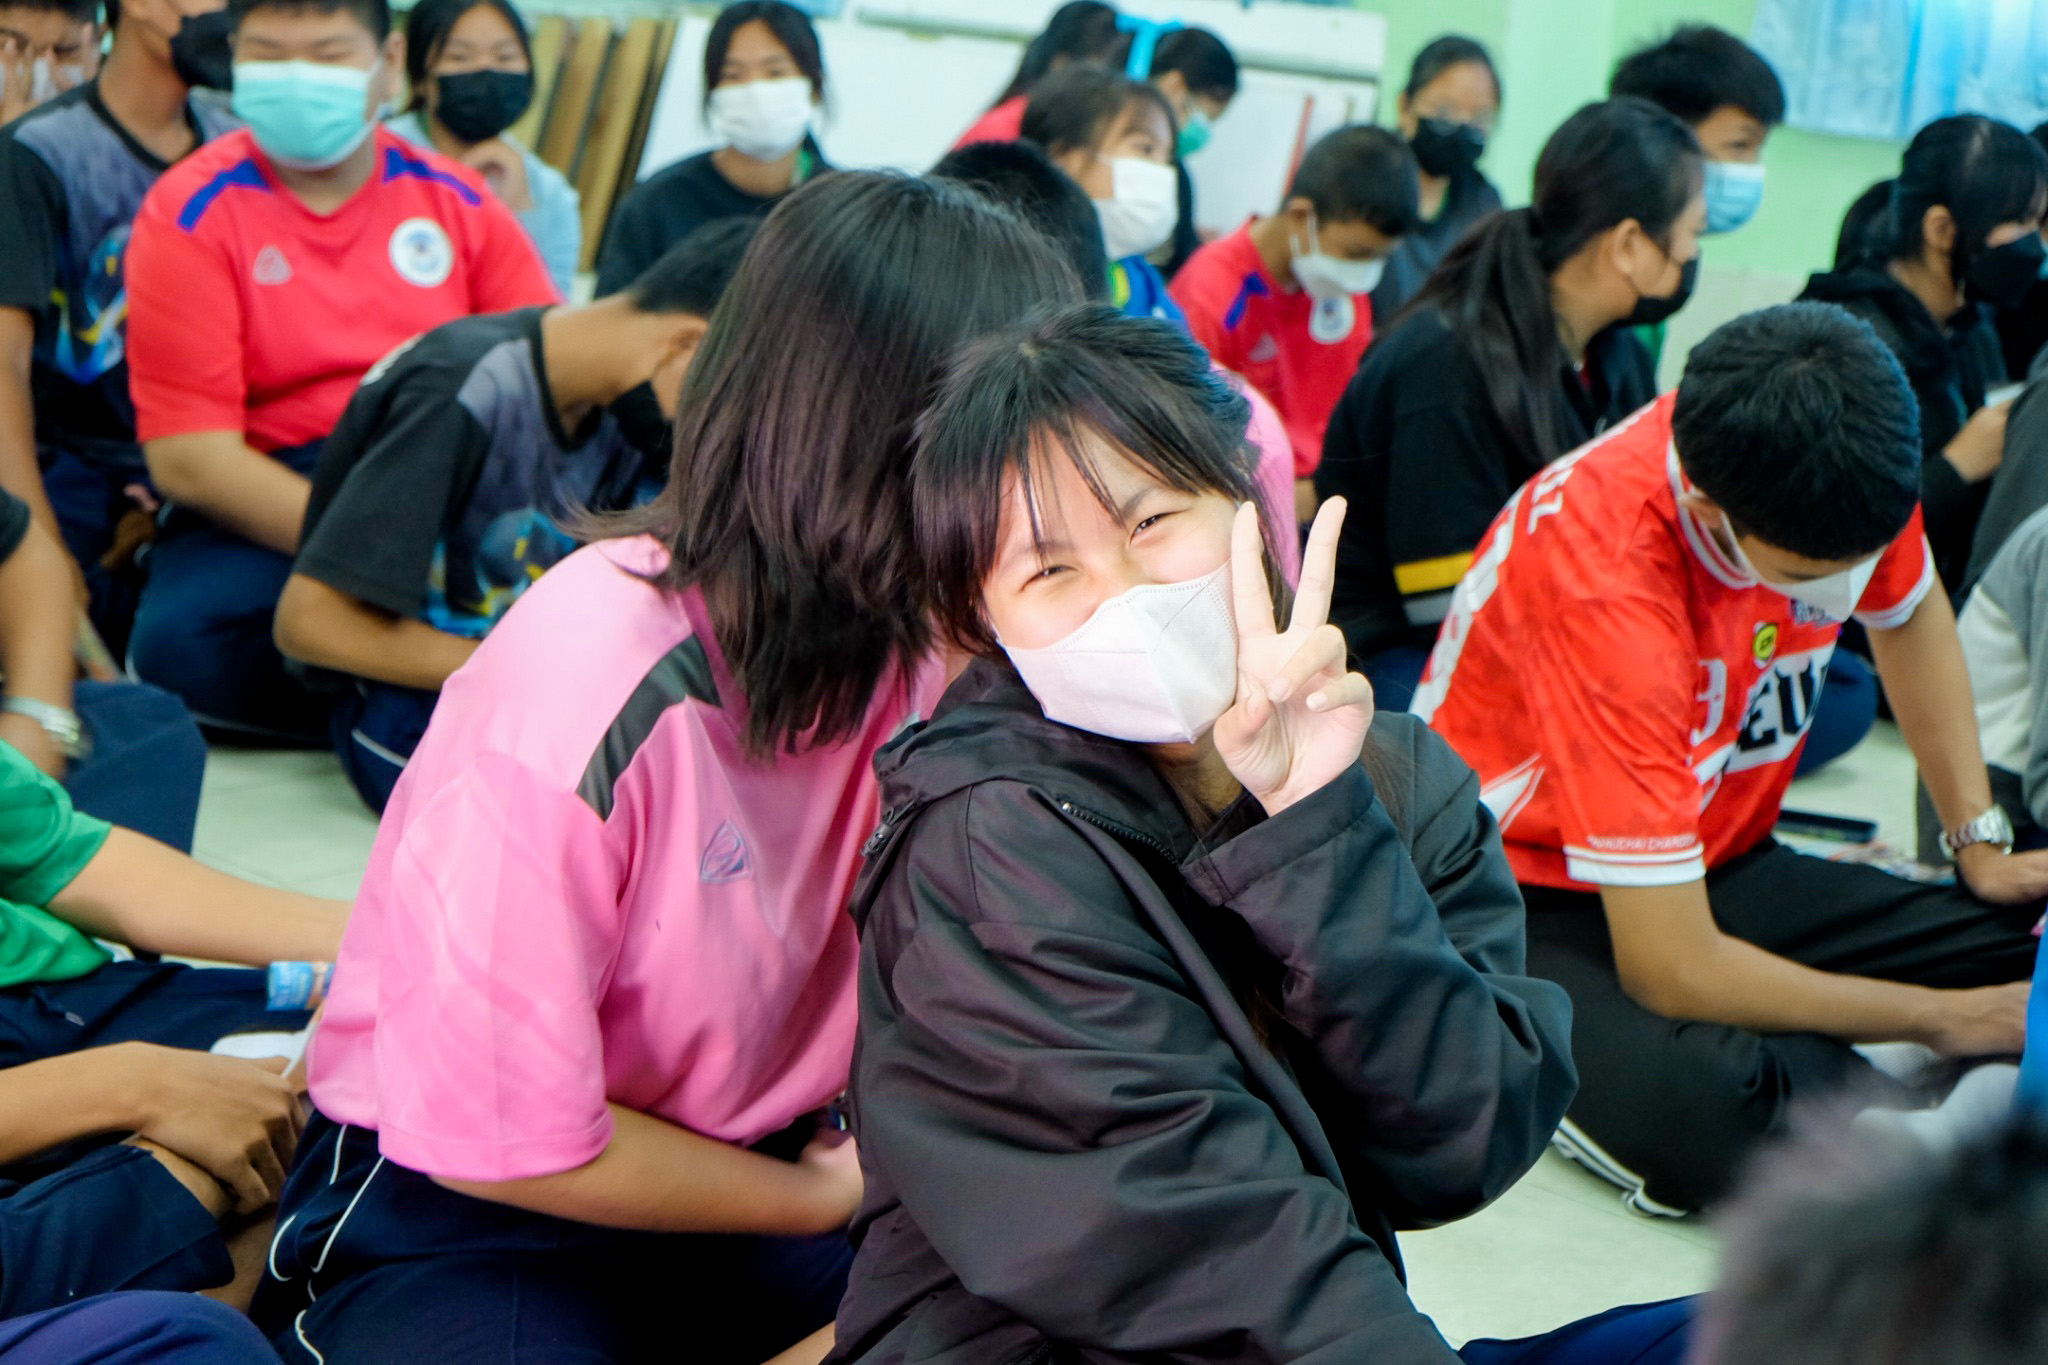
xmin=1776 ymin=808 xmax=1879 ymax=844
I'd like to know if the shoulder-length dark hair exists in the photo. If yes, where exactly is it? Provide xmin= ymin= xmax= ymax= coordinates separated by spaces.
xmin=598 ymin=172 xmax=1079 ymax=758
xmin=404 ymin=0 xmax=530 ymax=111
xmin=1410 ymin=96 xmax=1700 ymax=468
xmin=1020 ymin=63 xmax=1178 ymax=161
xmin=701 ymin=0 xmax=827 ymax=111
xmin=994 ymin=1 xmax=1124 ymax=107
xmin=1879 ymin=115 xmax=2048 ymax=283
xmin=912 ymin=303 xmax=1268 ymax=657
xmin=1404 ymin=34 xmax=1500 ymax=106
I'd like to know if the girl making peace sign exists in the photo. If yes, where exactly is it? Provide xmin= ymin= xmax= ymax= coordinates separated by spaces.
xmin=828 ymin=305 xmax=1691 ymax=1364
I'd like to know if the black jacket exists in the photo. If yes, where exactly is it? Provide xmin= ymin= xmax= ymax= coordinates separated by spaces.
xmin=1316 ymin=306 xmax=1657 ymax=663
xmin=829 ymin=663 xmax=1576 ymax=1365
xmin=1798 ymin=265 xmax=2007 ymax=596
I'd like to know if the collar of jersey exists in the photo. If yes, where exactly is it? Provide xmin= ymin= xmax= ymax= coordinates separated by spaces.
xmin=1667 ymin=443 xmax=1758 ymax=593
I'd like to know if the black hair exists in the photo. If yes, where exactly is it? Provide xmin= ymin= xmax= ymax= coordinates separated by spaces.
xmin=1610 ymin=24 xmax=1785 ymax=127
xmin=3 ymin=0 xmax=99 ymax=26
xmin=228 ymin=0 xmax=387 ymax=41
xmin=1411 ymin=97 xmax=1700 ymax=467
xmin=1674 ymin=302 xmax=1919 ymax=561
xmin=625 ymin=216 xmax=760 ymax=317
xmin=1285 ymin=124 xmax=1422 ymax=237
xmin=930 ymin=140 xmax=1110 ymax=303
xmin=1021 ymin=62 xmax=1177 ymax=161
xmin=2034 ymin=119 xmax=2048 ymax=160
xmin=1151 ymin=27 xmax=1237 ymax=103
xmin=1878 ymin=115 xmax=2048 ymax=287
xmin=912 ymin=303 xmax=1261 ymax=656
xmin=402 ymin=0 xmax=527 ymax=112
xmin=993 ymin=1 xmax=1124 ymax=107
xmin=1834 ymin=178 xmax=1895 ymax=268
xmin=700 ymin=0 xmax=824 ymax=113
xmin=1403 ymin=34 xmax=1500 ymax=106
xmin=1695 ymin=1112 xmax=2048 ymax=1365
xmin=600 ymin=172 xmax=1080 ymax=758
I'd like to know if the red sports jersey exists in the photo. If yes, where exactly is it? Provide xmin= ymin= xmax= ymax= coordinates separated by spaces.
xmin=127 ymin=127 xmax=558 ymax=453
xmin=1416 ymin=393 xmax=1934 ymax=891
xmin=1169 ymin=221 xmax=1373 ymax=478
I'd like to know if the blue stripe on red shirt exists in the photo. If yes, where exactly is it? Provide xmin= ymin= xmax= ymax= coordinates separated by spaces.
xmin=176 ymin=158 xmax=269 ymax=232
xmin=382 ymin=144 xmax=482 ymax=206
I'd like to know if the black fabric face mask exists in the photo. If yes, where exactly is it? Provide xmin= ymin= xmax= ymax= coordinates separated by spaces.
xmin=433 ymin=68 xmax=534 ymax=144
xmin=1964 ymin=232 xmax=2046 ymax=312
xmin=1626 ymin=254 xmax=1699 ymax=328
xmin=607 ymin=382 xmax=671 ymax=462
xmin=169 ymin=9 xmax=234 ymax=91
xmin=1409 ymin=116 xmax=1486 ymax=179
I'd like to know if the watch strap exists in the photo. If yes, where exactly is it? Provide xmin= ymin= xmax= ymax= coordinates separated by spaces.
xmin=0 ymin=697 xmax=86 ymax=760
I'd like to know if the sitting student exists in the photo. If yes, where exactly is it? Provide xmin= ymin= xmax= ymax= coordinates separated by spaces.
xmin=1171 ymin=124 xmax=1417 ymax=514
xmin=250 ymin=173 xmax=1078 ymax=1365
xmin=1417 ymin=302 xmax=2048 ymax=1217
xmin=1146 ymin=26 xmax=1237 ymax=277
xmin=1693 ymin=1112 xmax=2048 ymax=1365
xmin=1799 ymin=115 xmax=2048 ymax=598
xmin=0 ymin=0 xmax=235 ymax=652
xmin=122 ymin=0 xmax=557 ymax=739
xmin=830 ymin=303 xmax=1688 ymax=1365
xmin=1022 ymin=64 xmax=1184 ymax=327
xmin=930 ymin=138 xmax=1301 ymax=586
xmin=1948 ymin=501 xmax=2048 ymax=854
xmin=595 ymin=1 xmax=826 ymax=297
xmin=0 ymin=481 xmax=206 ymax=850
xmin=1372 ymin=35 xmax=1505 ymax=323
xmin=389 ymin=0 xmax=580 ymax=298
xmin=1318 ymin=98 xmax=1680 ymax=705
xmin=0 ymin=737 xmax=344 ymax=1318
xmin=1610 ymin=24 xmax=1783 ymax=237
xmin=0 ymin=0 xmax=97 ymax=124
xmin=952 ymin=0 xmax=1121 ymax=151
xmin=275 ymin=219 xmax=758 ymax=812
xmin=0 ymin=1291 xmax=287 ymax=1365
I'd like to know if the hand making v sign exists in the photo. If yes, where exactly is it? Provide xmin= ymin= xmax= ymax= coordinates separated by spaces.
xmin=1212 ymin=497 xmax=1375 ymax=815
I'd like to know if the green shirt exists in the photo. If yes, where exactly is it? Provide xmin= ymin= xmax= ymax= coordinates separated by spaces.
xmin=0 ymin=742 xmax=110 ymax=987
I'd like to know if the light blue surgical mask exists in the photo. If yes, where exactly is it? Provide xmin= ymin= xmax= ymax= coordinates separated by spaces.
xmin=1703 ymin=160 xmax=1766 ymax=235
xmin=232 ymin=59 xmax=378 ymax=171
xmin=1178 ymin=108 xmax=1213 ymax=158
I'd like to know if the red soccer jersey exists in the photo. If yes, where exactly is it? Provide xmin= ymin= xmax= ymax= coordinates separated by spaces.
xmin=1416 ymin=393 xmax=1934 ymax=891
xmin=952 ymin=95 xmax=1026 ymax=150
xmin=1170 ymin=220 xmax=1374 ymax=478
xmin=127 ymin=127 xmax=558 ymax=453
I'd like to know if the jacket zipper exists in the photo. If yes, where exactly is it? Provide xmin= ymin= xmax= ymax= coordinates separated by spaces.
xmin=1015 ymin=1344 xmax=1056 ymax=1365
xmin=1055 ymin=798 xmax=1176 ymax=862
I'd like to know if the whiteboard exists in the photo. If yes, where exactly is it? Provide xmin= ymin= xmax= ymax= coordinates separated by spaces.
xmin=634 ymin=1 xmax=1384 ymax=236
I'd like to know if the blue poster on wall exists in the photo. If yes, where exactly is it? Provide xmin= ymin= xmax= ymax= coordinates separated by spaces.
xmin=1753 ymin=0 xmax=2048 ymax=140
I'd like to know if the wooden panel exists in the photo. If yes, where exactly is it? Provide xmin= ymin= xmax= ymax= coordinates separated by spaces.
xmin=572 ymin=17 xmax=659 ymax=271
xmin=617 ymin=16 xmax=678 ymax=193
xmin=536 ymin=17 xmax=612 ymax=178
xmin=509 ymin=14 xmax=569 ymax=151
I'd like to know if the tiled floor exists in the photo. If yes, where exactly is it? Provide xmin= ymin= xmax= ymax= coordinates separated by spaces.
xmin=189 ymin=722 xmax=1923 ymax=1346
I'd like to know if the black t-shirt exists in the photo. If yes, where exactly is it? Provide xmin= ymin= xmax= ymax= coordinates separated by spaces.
xmin=1316 ymin=304 xmax=1657 ymax=662
xmin=593 ymin=142 xmax=830 ymax=297
xmin=1369 ymin=168 xmax=1505 ymax=325
xmin=0 ymin=82 xmax=235 ymax=478
xmin=295 ymin=307 xmax=661 ymax=637
xmin=0 ymin=487 xmax=30 ymax=563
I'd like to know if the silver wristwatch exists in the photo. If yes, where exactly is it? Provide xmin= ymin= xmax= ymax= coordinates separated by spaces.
xmin=1939 ymin=805 xmax=2015 ymax=860
xmin=0 ymin=697 xmax=89 ymax=761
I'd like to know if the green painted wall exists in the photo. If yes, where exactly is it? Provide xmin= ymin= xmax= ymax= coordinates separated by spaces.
xmin=1361 ymin=0 xmax=1904 ymax=283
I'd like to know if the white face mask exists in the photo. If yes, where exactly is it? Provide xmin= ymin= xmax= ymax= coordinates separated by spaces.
xmin=1093 ymin=156 xmax=1179 ymax=261
xmin=1003 ymin=563 xmax=1238 ymax=743
xmin=1722 ymin=515 xmax=1881 ymax=622
xmin=1290 ymin=214 xmax=1385 ymax=301
xmin=708 ymin=76 xmax=813 ymax=161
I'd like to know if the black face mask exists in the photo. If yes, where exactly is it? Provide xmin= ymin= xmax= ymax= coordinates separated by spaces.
xmin=168 ymin=9 xmax=234 ymax=91
xmin=1408 ymin=116 xmax=1487 ymax=179
xmin=607 ymin=382 xmax=671 ymax=462
xmin=433 ymin=68 xmax=534 ymax=144
xmin=1964 ymin=232 xmax=2046 ymax=312
xmin=1626 ymin=254 xmax=1698 ymax=328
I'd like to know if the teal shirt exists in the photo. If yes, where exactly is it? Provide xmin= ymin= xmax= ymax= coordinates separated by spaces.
xmin=0 ymin=741 xmax=110 ymax=987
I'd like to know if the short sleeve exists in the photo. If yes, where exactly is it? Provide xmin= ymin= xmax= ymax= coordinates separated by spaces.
xmin=125 ymin=184 xmax=248 ymax=442
xmin=1853 ymin=504 xmax=1936 ymax=632
xmin=363 ymin=753 xmax=625 ymax=1181
xmin=0 ymin=487 xmax=32 ymax=562
xmin=1524 ymin=594 xmax=1708 ymax=887
xmin=465 ymin=192 xmax=562 ymax=312
xmin=0 ymin=136 xmax=63 ymax=317
xmin=0 ymin=742 xmax=111 ymax=905
xmin=517 ymin=156 xmax=582 ymax=300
